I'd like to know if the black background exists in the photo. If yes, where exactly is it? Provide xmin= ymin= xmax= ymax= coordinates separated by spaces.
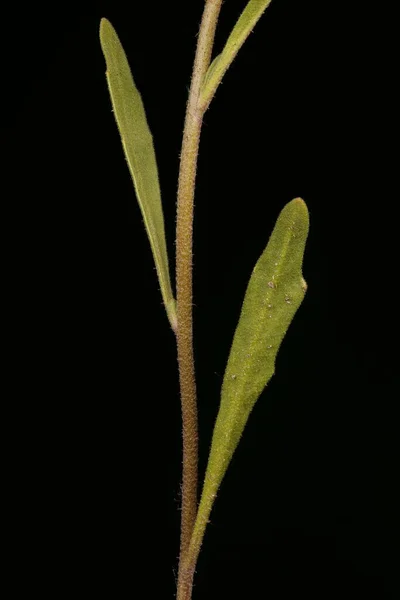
xmin=3 ymin=1 xmax=398 ymax=598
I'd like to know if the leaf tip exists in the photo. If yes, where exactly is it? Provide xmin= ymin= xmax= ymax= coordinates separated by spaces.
xmin=100 ymin=18 xmax=114 ymax=45
xmin=100 ymin=17 xmax=110 ymax=31
xmin=100 ymin=17 xmax=107 ymax=36
xmin=289 ymin=197 xmax=308 ymax=215
xmin=285 ymin=197 xmax=310 ymax=239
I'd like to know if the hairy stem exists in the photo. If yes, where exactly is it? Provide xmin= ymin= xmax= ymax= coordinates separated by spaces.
xmin=175 ymin=1 xmax=223 ymax=599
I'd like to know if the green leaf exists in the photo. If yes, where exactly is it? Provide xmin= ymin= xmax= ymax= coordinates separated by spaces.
xmin=187 ymin=198 xmax=309 ymax=564
xmin=99 ymin=18 xmax=177 ymax=332
xmin=200 ymin=0 xmax=273 ymax=110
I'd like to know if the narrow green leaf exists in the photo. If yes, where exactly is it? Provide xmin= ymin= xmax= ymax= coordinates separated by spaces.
xmin=200 ymin=0 xmax=273 ymax=109
xmin=99 ymin=18 xmax=177 ymax=332
xmin=187 ymin=198 xmax=309 ymax=565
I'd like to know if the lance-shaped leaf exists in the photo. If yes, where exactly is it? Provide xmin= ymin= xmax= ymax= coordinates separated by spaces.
xmin=99 ymin=18 xmax=177 ymax=332
xmin=200 ymin=0 xmax=273 ymax=110
xmin=186 ymin=198 xmax=309 ymax=567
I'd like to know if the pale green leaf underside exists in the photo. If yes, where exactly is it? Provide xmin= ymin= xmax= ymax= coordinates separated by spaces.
xmin=189 ymin=198 xmax=309 ymax=560
xmin=99 ymin=18 xmax=177 ymax=331
xmin=200 ymin=0 xmax=273 ymax=108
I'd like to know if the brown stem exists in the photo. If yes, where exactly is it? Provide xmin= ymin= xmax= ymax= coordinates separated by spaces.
xmin=175 ymin=1 xmax=223 ymax=599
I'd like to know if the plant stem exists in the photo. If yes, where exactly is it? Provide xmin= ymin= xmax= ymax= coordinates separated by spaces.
xmin=175 ymin=1 xmax=223 ymax=599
